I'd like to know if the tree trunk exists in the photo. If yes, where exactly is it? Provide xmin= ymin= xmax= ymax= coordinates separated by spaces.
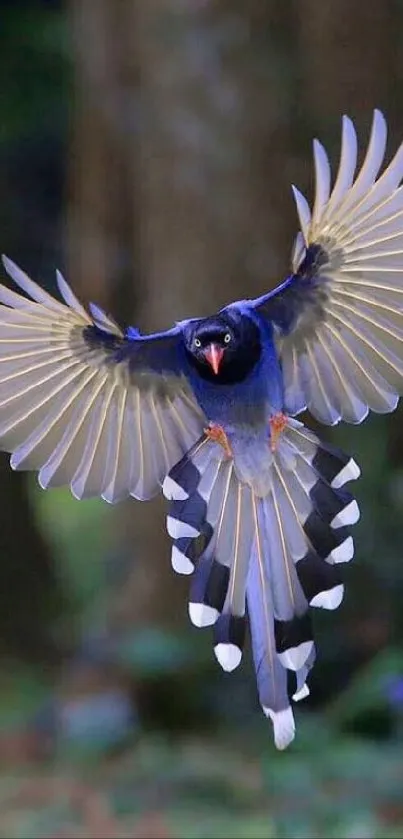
xmin=296 ymin=0 xmax=395 ymax=129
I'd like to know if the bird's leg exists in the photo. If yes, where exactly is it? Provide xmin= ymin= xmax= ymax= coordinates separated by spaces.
xmin=269 ymin=412 xmax=288 ymax=453
xmin=205 ymin=423 xmax=232 ymax=458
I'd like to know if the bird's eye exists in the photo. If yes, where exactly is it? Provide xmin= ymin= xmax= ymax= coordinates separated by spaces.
xmin=194 ymin=337 xmax=202 ymax=348
xmin=224 ymin=333 xmax=231 ymax=344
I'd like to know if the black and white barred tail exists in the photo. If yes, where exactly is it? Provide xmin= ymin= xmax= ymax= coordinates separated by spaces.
xmin=162 ymin=418 xmax=360 ymax=750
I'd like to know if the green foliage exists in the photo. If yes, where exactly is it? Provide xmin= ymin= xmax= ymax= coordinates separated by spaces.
xmin=32 ymin=483 xmax=112 ymax=617
xmin=116 ymin=626 xmax=209 ymax=676
xmin=0 ymin=4 xmax=69 ymax=145
xmin=1 ymin=720 xmax=403 ymax=837
xmin=1 ymin=613 xmax=403 ymax=836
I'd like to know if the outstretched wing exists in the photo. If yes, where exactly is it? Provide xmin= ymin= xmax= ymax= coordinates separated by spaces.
xmin=0 ymin=256 xmax=204 ymax=501
xmin=253 ymin=109 xmax=403 ymax=424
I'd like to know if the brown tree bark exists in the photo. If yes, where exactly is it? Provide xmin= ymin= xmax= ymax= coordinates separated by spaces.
xmin=297 ymin=0 xmax=395 ymax=128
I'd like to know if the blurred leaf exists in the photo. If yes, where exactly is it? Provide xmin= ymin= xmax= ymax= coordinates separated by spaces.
xmin=33 ymin=484 xmax=112 ymax=614
xmin=326 ymin=648 xmax=403 ymax=726
xmin=116 ymin=627 xmax=207 ymax=677
xmin=0 ymin=5 xmax=69 ymax=145
xmin=0 ymin=661 xmax=49 ymax=729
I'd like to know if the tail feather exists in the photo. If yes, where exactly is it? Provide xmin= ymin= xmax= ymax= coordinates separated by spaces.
xmin=296 ymin=550 xmax=343 ymax=609
xmin=247 ymin=506 xmax=295 ymax=750
xmin=273 ymin=613 xmax=314 ymax=671
xmin=171 ymin=526 xmax=212 ymax=575
xmin=310 ymin=480 xmax=359 ymax=528
xmin=190 ymin=489 xmax=238 ymax=630
xmin=163 ymin=418 xmax=360 ymax=749
xmin=303 ymin=512 xmax=353 ymax=563
xmin=213 ymin=613 xmax=246 ymax=673
xmin=271 ymin=462 xmax=307 ymax=561
xmin=277 ymin=428 xmax=358 ymax=568
xmin=312 ymin=442 xmax=361 ymax=488
xmin=167 ymin=494 xmax=207 ymax=539
xmin=213 ymin=483 xmax=254 ymax=671
xmin=261 ymin=485 xmax=313 ymax=671
xmin=189 ymin=557 xmax=229 ymax=627
xmin=163 ymin=437 xmax=224 ymax=573
xmin=163 ymin=437 xmax=210 ymax=500
xmin=248 ymin=512 xmax=317 ymax=747
xmin=292 ymin=647 xmax=316 ymax=702
xmin=285 ymin=421 xmax=360 ymax=534
xmin=165 ymin=442 xmax=242 ymax=631
xmin=285 ymin=421 xmax=361 ymax=489
xmin=272 ymin=456 xmax=346 ymax=608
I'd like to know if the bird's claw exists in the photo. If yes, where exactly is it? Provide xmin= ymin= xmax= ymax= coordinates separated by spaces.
xmin=205 ymin=423 xmax=232 ymax=458
xmin=269 ymin=413 xmax=287 ymax=452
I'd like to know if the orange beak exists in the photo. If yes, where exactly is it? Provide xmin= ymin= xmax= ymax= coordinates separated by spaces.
xmin=204 ymin=343 xmax=224 ymax=375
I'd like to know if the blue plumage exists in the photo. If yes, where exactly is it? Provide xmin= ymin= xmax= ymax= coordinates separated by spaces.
xmin=181 ymin=307 xmax=283 ymax=441
xmin=1 ymin=109 xmax=403 ymax=747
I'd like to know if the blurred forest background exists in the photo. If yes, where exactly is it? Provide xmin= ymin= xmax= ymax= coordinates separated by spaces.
xmin=3 ymin=0 xmax=403 ymax=836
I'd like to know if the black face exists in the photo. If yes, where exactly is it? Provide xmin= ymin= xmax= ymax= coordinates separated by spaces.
xmin=184 ymin=311 xmax=262 ymax=384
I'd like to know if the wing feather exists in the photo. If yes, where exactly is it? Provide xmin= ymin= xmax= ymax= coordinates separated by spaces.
xmin=0 ymin=257 xmax=205 ymax=499
xmin=39 ymin=374 xmax=112 ymax=490
xmin=11 ymin=370 xmax=107 ymax=474
xmin=70 ymin=382 xmax=117 ymax=499
xmin=311 ymin=140 xmax=331 ymax=230
xmin=254 ymin=110 xmax=403 ymax=424
xmin=324 ymin=115 xmax=357 ymax=215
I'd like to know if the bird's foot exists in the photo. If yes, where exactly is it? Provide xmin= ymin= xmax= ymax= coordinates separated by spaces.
xmin=205 ymin=423 xmax=232 ymax=458
xmin=269 ymin=412 xmax=288 ymax=452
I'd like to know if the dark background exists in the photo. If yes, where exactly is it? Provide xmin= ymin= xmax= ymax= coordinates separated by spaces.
xmin=1 ymin=1 xmax=403 ymax=836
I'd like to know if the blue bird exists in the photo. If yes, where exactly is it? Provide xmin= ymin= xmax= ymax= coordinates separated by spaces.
xmin=0 ymin=109 xmax=402 ymax=748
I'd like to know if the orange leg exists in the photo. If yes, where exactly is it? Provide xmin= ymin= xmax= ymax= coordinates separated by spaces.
xmin=269 ymin=412 xmax=288 ymax=453
xmin=205 ymin=423 xmax=232 ymax=458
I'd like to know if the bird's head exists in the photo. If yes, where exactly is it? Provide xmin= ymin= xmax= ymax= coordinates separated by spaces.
xmin=183 ymin=309 xmax=261 ymax=384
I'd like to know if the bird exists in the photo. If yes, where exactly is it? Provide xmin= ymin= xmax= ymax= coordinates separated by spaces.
xmin=0 ymin=108 xmax=402 ymax=749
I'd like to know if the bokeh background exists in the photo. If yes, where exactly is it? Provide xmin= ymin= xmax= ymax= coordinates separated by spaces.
xmin=2 ymin=1 xmax=403 ymax=836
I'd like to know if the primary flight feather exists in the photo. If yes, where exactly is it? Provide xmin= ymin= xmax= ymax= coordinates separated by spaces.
xmin=1 ymin=109 xmax=402 ymax=748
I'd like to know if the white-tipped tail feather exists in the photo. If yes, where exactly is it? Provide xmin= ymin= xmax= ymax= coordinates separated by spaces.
xmin=310 ymin=584 xmax=344 ymax=610
xmin=166 ymin=419 xmax=360 ymax=749
xmin=331 ymin=500 xmax=360 ymax=528
xmin=330 ymin=537 xmax=354 ymax=563
xmin=188 ymin=602 xmax=218 ymax=627
xmin=214 ymin=643 xmax=242 ymax=672
xmin=263 ymin=707 xmax=296 ymax=751
xmin=292 ymin=683 xmax=310 ymax=702
xmin=171 ymin=546 xmax=194 ymax=575
xmin=278 ymin=641 xmax=315 ymax=672
xmin=331 ymin=458 xmax=361 ymax=489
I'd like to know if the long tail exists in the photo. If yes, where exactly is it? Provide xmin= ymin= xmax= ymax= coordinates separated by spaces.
xmin=162 ymin=418 xmax=360 ymax=749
